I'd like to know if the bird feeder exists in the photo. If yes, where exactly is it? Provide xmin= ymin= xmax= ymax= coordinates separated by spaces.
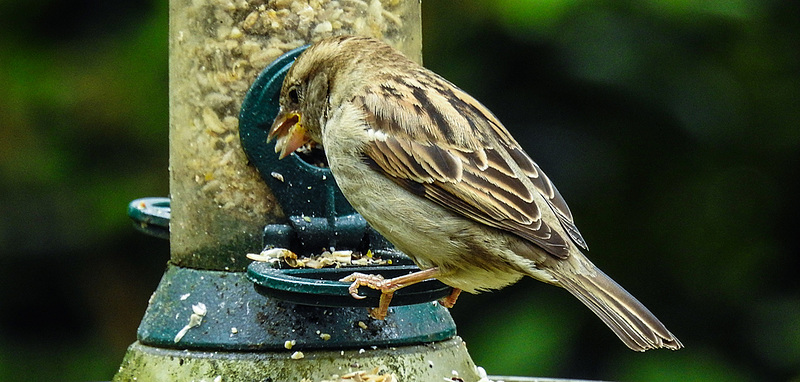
xmin=113 ymin=1 xmax=483 ymax=381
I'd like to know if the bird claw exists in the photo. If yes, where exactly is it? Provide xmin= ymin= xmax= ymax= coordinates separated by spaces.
xmin=438 ymin=288 xmax=462 ymax=308
xmin=340 ymin=272 xmax=386 ymax=300
xmin=350 ymin=291 xmax=367 ymax=300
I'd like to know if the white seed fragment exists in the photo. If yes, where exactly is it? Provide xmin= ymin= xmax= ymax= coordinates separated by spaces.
xmin=202 ymin=107 xmax=227 ymax=134
xmin=174 ymin=302 xmax=207 ymax=343
xmin=313 ymin=21 xmax=333 ymax=33
xmin=284 ymin=339 xmax=296 ymax=349
xmin=192 ymin=302 xmax=208 ymax=316
xmin=247 ymin=248 xmax=296 ymax=262
xmin=476 ymin=366 xmax=488 ymax=378
xmin=290 ymin=351 xmax=305 ymax=359
xmin=331 ymin=250 xmax=353 ymax=263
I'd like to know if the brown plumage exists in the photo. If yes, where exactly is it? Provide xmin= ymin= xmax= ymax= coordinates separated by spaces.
xmin=268 ymin=35 xmax=682 ymax=351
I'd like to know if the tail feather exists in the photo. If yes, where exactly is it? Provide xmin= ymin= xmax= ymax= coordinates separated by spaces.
xmin=553 ymin=267 xmax=683 ymax=351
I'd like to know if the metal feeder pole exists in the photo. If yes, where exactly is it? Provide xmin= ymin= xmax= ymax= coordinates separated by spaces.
xmin=114 ymin=1 xmax=482 ymax=381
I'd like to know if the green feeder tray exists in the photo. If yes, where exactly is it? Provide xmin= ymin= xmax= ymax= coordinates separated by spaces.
xmin=247 ymin=252 xmax=453 ymax=307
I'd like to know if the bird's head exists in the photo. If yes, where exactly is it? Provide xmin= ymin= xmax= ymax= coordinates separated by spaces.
xmin=268 ymin=35 xmax=394 ymax=160
xmin=267 ymin=54 xmax=327 ymax=160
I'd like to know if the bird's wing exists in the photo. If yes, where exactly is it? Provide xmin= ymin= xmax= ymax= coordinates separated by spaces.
xmin=354 ymin=71 xmax=587 ymax=259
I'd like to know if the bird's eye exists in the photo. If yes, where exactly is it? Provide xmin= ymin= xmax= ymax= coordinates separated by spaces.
xmin=287 ymin=87 xmax=300 ymax=104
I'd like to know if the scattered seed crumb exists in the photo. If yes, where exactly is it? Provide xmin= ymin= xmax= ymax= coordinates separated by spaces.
xmin=270 ymin=172 xmax=285 ymax=182
xmin=475 ymin=366 xmax=495 ymax=382
xmin=358 ymin=321 xmax=368 ymax=330
xmin=192 ymin=303 xmax=207 ymax=316
xmin=284 ymin=339 xmax=296 ymax=349
xmin=335 ymin=367 xmax=397 ymax=382
xmin=231 ymin=327 xmax=238 ymax=334
xmin=247 ymin=247 xmax=388 ymax=269
xmin=174 ymin=302 xmax=207 ymax=343
xmin=320 ymin=332 xmax=331 ymax=340
xmin=246 ymin=247 xmax=296 ymax=264
xmin=179 ymin=293 xmax=191 ymax=300
xmin=291 ymin=351 xmax=304 ymax=360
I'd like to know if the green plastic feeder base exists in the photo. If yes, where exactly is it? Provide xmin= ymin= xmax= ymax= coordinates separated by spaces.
xmin=114 ymin=337 xmax=480 ymax=382
xmin=136 ymin=264 xmax=457 ymax=350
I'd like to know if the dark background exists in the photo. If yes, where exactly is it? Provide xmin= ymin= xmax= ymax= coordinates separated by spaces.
xmin=1 ymin=0 xmax=798 ymax=381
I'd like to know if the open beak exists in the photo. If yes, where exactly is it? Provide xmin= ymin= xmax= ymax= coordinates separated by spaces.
xmin=268 ymin=110 xmax=310 ymax=159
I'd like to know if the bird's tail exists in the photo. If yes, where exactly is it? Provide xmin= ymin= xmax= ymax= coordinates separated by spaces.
xmin=553 ymin=266 xmax=683 ymax=351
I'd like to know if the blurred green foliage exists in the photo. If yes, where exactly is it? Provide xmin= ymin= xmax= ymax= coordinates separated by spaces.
xmin=1 ymin=0 xmax=798 ymax=381
xmin=423 ymin=1 xmax=800 ymax=380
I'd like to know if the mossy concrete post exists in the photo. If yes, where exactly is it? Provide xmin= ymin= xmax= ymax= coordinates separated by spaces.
xmin=114 ymin=1 xmax=483 ymax=381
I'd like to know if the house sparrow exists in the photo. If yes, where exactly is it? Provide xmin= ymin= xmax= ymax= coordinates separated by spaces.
xmin=268 ymin=35 xmax=682 ymax=351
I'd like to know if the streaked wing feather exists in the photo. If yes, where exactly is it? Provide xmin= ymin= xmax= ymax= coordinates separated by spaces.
xmin=507 ymin=146 xmax=588 ymax=250
xmin=357 ymin=73 xmax=586 ymax=257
